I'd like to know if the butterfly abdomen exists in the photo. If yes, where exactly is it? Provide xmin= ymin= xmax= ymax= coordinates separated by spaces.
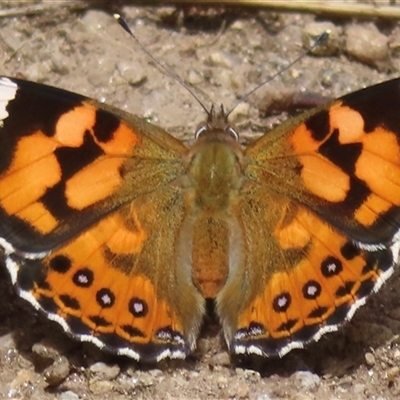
xmin=180 ymin=132 xmax=245 ymax=298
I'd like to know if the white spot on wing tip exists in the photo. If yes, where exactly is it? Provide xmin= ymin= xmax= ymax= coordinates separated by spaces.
xmin=0 ymin=77 xmax=17 ymax=124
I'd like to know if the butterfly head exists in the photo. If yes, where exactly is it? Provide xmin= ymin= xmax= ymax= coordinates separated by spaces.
xmin=195 ymin=104 xmax=239 ymax=142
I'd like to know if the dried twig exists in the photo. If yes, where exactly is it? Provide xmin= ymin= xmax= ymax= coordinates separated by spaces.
xmin=0 ymin=1 xmax=88 ymax=19
xmin=144 ymin=0 xmax=400 ymax=20
xmin=2 ymin=1 xmax=398 ymax=21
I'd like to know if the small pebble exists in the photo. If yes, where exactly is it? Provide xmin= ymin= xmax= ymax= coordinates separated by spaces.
xmin=80 ymin=9 xmax=115 ymax=32
xmin=187 ymin=69 xmax=203 ymax=85
xmin=32 ymin=342 xmax=59 ymax=360
xmin=387 ymin=366 xmax=400 ymax=383
xmin=208 ymin=51 xmax=234 ymax=69
xmin=89 ymin=380 xmax=114 ymax=394
xmin=243 ymin=369 xmax=261 ymax=383
xmin=292 ymin=370 xmax=320 ymax=391
xmin=59 ymin=390 xmax=80 ymax=400
xmin=136 ymin=371 xmax=157 ymax=387
xmin=320 ymin=69 xmax=336 ymax=88
xmin=117 ymin=61 xmax=147 ymax=86
xmin=365 ymin=352 xmax=376 ymax=367
xmin=44 ymin=356 xmax=70 ymax=386
xmin=393 ymin=348 xmax=400 ymax=360
xmin=345 ymin=23 xmax=390 ymax=70
xmin=339 ymin=376 xmax=353 ymax=390
xmin=89 ymin=361 xmax=120 ymax=380
xmin=229 ymin=102 xmax=250 ymax=123
xmin=154 ymin=6 xmax=178 ymax=20
xmin=256 ymin=395 xmax=273 ymax=400
xmin=231 ymin=20 xmax=244 ymax=31
xmin=216 ymin=375 xmax=228 ymax=386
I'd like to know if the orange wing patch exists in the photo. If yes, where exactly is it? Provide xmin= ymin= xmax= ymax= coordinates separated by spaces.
xmin=284 ymin=99 xmax=400 ymax=247
xmin=0 ymin=102 xmax=141 ymax=237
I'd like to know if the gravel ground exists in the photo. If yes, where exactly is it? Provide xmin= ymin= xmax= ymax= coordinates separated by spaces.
xmin=1 ymin=1 xmax=400 ymax=399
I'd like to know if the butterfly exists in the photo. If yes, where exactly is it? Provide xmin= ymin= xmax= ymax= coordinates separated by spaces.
xmin=0 ymin=75 xmax=399 ymax=363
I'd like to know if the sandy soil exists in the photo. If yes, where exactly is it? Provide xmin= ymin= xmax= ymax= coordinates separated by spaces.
xmin=1 ymin=1 xmax=400 ymax=399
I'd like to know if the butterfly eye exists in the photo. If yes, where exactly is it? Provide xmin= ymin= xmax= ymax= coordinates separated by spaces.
xmin=195 ymin=122 xmax=209 ymax=139
xmin=226 ymin=126 xmax=239 ymax=141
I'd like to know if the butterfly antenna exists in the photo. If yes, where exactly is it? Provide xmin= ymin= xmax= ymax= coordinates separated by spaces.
xmin=226 ymin=31 xmax=330 ymax=118
xmin=114 ymin=13 xmax=209 ymax=115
